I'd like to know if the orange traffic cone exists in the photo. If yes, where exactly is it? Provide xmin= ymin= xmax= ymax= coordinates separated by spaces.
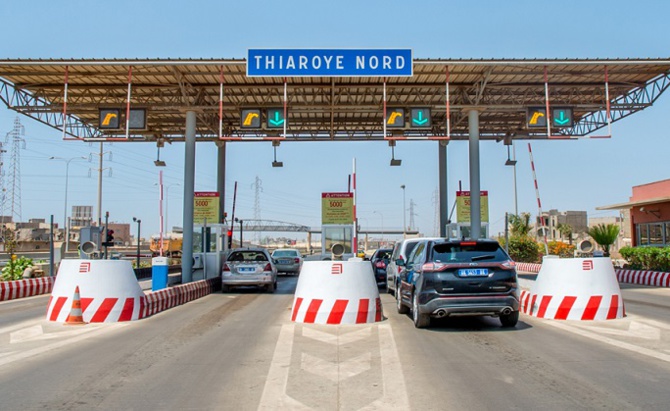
xmin=65 ymin=286 xmax=87 ymax=325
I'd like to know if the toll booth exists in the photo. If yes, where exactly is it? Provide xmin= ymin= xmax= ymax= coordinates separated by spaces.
xmin=321 ymin=224 xmax=354 ymax=260
xmin=193 ymin=224 xmax=228 ymax=278
xmin=446 ymin=223 xmax=490 ymax=240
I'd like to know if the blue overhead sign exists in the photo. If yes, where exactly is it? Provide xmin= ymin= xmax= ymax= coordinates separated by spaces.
xmin=247 ymin=49 xmax=413 ymax=77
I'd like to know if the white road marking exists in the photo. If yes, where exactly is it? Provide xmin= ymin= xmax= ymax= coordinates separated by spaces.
xmin=258 ymin=322 xmax=410 ymax=410
xmin=542 ymin=320 xmax=670 ymax=363
xmin=0 ymin=318 xmax=45 ymax=335
xmin=0 ymin=323 xmax=127 ymax=367
xmin=571 ymin=320 xmax=661 ymax=341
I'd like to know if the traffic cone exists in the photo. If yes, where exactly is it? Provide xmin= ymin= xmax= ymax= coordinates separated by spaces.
xmin=65 ymin=286 xmax=87 ymax=325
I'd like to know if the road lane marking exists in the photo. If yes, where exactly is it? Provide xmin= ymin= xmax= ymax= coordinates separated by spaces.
xmin=541 ymin=320 xmax=670 ymax=363
xmin=258 ymin=322 xmax=409 ymax=410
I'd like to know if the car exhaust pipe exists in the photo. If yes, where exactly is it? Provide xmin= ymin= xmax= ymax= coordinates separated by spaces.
xmin=435 ymin=309 xmax=447 ymax=318
xmin=501 ymin=307 xmax=512 ymax=316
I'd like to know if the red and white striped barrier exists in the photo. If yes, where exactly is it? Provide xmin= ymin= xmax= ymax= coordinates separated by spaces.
xmin=522 ymin=256 xmax=624 ymax=321
xmin=616 ymin=269 xmax=670 ymax=287
xmin=291 ymin=260 xmax=383 ymax=325
xmin=47 ymin=260 xmax=145 ymax=323
xmin=141 ymin=278 xmax=220 ymax=318
xmin=515 ymin=262 xmax=542 ymax=273
xmin=1 ymin=277 xmax=54 ymax=301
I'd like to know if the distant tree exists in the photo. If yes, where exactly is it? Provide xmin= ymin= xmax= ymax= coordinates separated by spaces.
xmin=557 ymin=223 xmax=574 ymax=244
xmin=587 ymin=223 xmax=620 ymax=257
xmin=508 ymin=213 xmax=532 ymax=237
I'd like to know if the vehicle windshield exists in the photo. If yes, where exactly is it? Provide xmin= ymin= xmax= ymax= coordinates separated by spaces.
xmin=374 ymin=250 xmax=392 ymax=260
xmin=432 ymin=242 xmax=508 ymax=263
xmin=228 ymin=251 xmax=268 ymax=262
xmin=272 ymin=250 xmax=298 ymax=258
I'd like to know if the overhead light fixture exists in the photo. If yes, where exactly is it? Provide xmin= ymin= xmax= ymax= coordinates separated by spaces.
xmin=504 ymin=144 xmax=516 ymax=166
xmin=272 ymin=142 xmax=283 ymax=167
xmin=154 ymin=144 xmax=166 ymax=167
xmin=389 ymin=141 xmax=402 ymax=166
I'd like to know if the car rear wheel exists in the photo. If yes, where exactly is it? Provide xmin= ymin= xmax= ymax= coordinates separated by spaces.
xmin=500 ymin=310 xmax=519 ymax=327
xmin=396 ymin=287 xmax=409 ymax=314
xmin=412 ymin=292 xmax=430 ymax=329
xmin=266 ymin=281 xmax=276 ymax=293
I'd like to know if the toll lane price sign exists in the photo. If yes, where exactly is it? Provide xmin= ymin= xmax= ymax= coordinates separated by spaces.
xmin=322 ymin=192 xmax=354 ymax=224
xmin=194 ymin=192 xmax=220 ymax=224
xmin=456 ymin=191 xmax=489 ymax=223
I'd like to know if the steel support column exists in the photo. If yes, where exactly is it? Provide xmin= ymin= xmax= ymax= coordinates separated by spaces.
xmin=182 ymin=110 xmax=197 ymax=283
xmin=217 ymin=141 xmax=226 ymax=238
xmin=438 ymin=141 xmax=448 ymax=237
xmin=468 ymin=109 xmax=481 ymax=239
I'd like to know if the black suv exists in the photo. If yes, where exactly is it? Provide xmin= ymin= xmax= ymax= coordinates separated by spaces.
xmin=396 ymin=239 xmax=519 ymax=328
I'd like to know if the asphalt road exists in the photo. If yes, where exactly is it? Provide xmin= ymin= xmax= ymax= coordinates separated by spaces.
xmin=1 ymin=275 xmax=670 ymax=410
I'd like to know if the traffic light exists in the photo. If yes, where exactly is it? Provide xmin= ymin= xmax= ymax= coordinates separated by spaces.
xmin=103 ymin=229 xmax=115 ymax=247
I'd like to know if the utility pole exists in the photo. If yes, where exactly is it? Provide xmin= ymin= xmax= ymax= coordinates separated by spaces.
xmin=91 ymin=143 xmax=112 ymax=226
xmin=252 ymin=176 xmax=263 ymax=245
xmin=409 ymin=199 xmax=418 ymax=232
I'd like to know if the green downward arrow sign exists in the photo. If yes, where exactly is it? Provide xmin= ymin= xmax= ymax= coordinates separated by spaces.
xmin=413 ymin=111 xmax=428 ymax=125
xmin=554 ymin=111 xmax=570 ymax=125
xmin=269 ymin=111 xmax=285 ymax=126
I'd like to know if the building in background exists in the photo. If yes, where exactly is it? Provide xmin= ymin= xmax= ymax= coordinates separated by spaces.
xmin=534 ymin=209 xmax=588 ymax=243
xmin=598 ymin=179 xmax=670 ymax=247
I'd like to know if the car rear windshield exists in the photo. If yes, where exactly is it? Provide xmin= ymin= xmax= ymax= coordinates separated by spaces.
xmin=273 ymin=250 xmax=298 ymax=257
xmin=431 ymin=242 xmax=508 ymax=263
xmin=374 ymin=250 xmax=392 ymax=260
xmin=228 ymin=251 xmax=268 ymax=262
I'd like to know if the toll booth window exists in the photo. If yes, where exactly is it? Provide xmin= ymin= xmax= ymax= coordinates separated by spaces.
xmin=323 ymin=226 xmax=353 ymax=254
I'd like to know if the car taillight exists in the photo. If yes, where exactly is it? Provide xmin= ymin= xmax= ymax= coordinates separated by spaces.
xmin=501 ymin=260 xmax=516 ymax=269
xmin=421 ymin=262 xmax=447 ymax=272
xmin=264 ymin=263 xmax=272 ymax=271
xmin=222 ymin=263 xmax=230 ymax=272
xmin=375 ymin=261 xmax=386 ymax=269
xmin=294 ymin=258 xmax=300 ymax=264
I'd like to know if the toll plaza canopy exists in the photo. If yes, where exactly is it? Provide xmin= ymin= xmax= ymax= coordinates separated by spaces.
xmin=1 ymin=58 xmax=670 ymax=142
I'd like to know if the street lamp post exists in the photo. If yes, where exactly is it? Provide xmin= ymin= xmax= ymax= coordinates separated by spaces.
xmin=373 ymin=210 xmax=384 ymax=246
xmin=163 ymin=183 xmax=180 ymax=233
xmin=400 ymin=185 xmax=406 ymax=238
xmin=50 ymin=156 xmax=86 ymax=252
xmin=133 ymin=217 xmax=141 ymax=269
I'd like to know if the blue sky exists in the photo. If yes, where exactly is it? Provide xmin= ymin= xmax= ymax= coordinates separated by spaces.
xmin=1 ymin=1 xmax=669 ymax=239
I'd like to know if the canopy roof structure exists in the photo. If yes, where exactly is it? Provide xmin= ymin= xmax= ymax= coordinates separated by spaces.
xmin=1 ymin=58 xmax=670 ymax=143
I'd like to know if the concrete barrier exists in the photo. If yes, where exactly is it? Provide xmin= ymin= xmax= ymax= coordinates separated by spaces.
xmin=0 ymin=277 xmax=54 ymax=301
xmin=141 ymin=278 xmax=220 ymax=318
xmin=521 ymin=256 xmax=624 ymax=321
xmin=291 ymin=259 xmax=383 ymax=325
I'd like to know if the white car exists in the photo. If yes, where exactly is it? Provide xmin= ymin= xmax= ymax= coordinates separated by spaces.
xmin=386 ymin=237 xmax=443 ymax=296
xmin=222 ymin=248 xmax=278 ymax=293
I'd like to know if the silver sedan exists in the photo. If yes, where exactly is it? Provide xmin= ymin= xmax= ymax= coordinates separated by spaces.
xmin=270 ymin=248 xmax=303 ymax=275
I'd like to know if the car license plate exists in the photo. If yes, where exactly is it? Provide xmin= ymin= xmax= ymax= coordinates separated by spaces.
xmin=238 ymin=266 xmax=255 ymax=273
xmin=458 ymin=268 xmax=489 ymax=277
xmin=279 ymin=259 xmax=292 ymax=264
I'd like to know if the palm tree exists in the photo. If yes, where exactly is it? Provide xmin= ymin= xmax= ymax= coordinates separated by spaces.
xmin=557 ymin=223 xmax=573 ymax=244
xmin=508 ymin=213 xmax=531 ymax=237
xmin=587 ymin=223 xmax=620 ymax=257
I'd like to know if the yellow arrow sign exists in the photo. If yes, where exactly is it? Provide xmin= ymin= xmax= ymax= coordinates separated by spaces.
xmin=243 ymin=112 xmax=259 ymax=126
xmin=387 ymin=112 xmax=402 ymax=125
xmin=529 ymin=111 xmax=545 ymax=125
xmin=101 ymin=113 xmax=118 ymax=126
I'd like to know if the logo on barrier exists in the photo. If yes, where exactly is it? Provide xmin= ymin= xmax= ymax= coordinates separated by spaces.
xmin=331 ymin=263 xmax=343 ymax=275
xmin=582 ymin=260 xmax=594 ymax=271
xmin=79 ymin=262 xmax=91 ymax=273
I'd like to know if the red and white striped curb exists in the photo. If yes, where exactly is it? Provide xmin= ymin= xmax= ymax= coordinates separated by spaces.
xmin=291 ymin=297 xmax=383 ymax=325
xmin=520 ymin=289 xmax=625 ymax=320
xmin=515 ymin=262 xmax=542 ymax=273
xmin=616 ymin=270 xmax=670 ymax=287
xmin=1 ymin=277 xmax=54 ymax=301
xmin=141 ymin=278 xmax=220 ymax=318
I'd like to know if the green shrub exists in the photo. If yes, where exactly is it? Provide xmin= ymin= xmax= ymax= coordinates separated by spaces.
xmin=501 ymin=236 xmax=542 ymax=263
xmin=1 ymin=256 xmax=34 ymax=281
xmin=619 ymin=246 xmax=670 ymax=271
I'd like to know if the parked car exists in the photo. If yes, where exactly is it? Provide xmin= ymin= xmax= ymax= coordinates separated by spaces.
xmin=386 ymin=237 xmax=442 ymax=296
xmin=222 ymin=248 xmax=278 ymax=293
xmin=396 ymin=239 xmax=520 ymax=328
xmin=271 ymin=248 xmax=303 ymax=275
xmin=370 ymin=248 xmax=393 ymax=287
